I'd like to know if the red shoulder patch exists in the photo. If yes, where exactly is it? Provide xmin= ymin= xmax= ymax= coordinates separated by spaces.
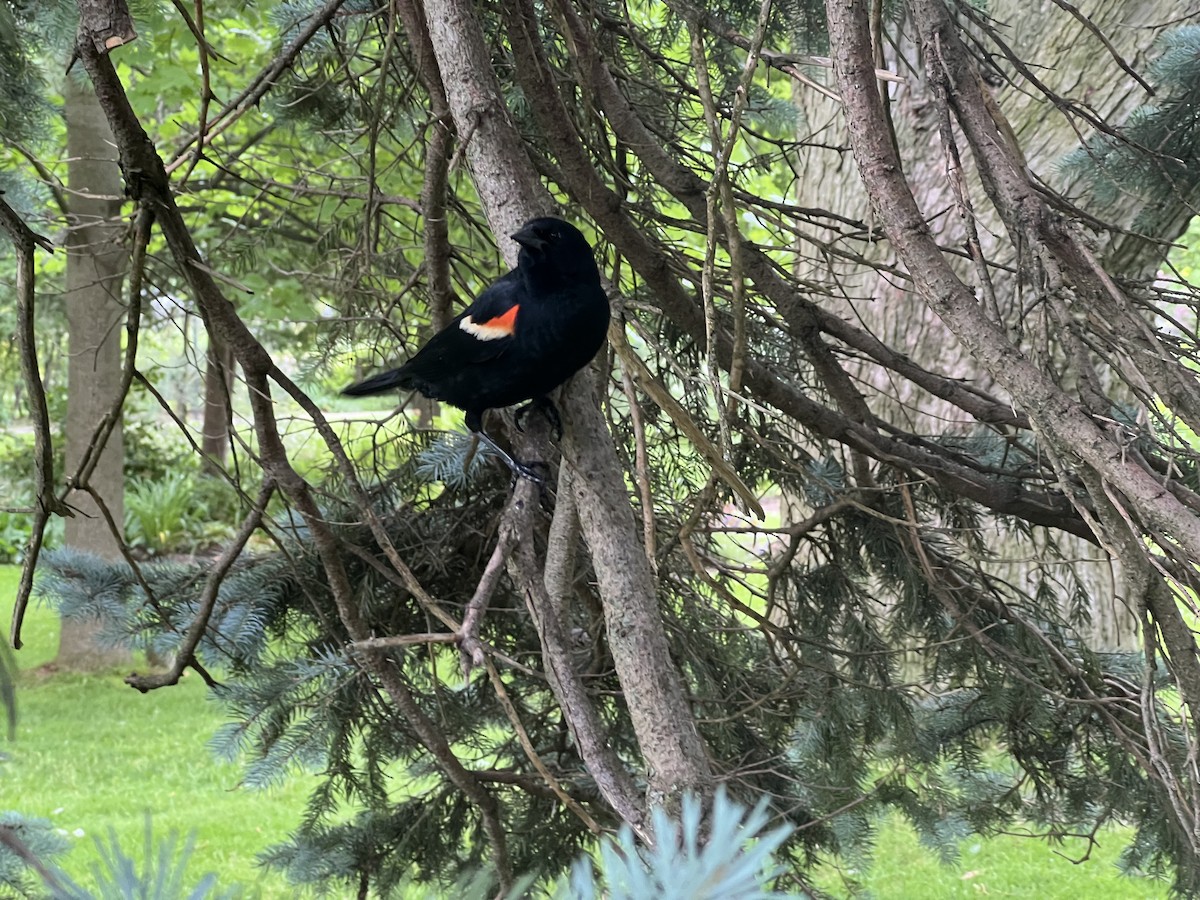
xmin=460 ymin=305 xmax=519 ymax=341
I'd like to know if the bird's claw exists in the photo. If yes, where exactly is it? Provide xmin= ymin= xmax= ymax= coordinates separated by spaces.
xmin=514 ymin=398 xmax=563 ymax=440
xmin=511 ymin=459 xmax=550 ymax=486
xmin=512 ymin=460 xmax=554 ymax=509
xmin=471 ymin=429 xmax=549 ymax=486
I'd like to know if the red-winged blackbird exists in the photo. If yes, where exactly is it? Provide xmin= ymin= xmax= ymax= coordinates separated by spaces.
xmin=343 ymin=216 xmax=610 ymax=478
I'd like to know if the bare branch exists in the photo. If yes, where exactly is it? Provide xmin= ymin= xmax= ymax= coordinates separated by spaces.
xmin=0 ymin=195 xmax=59 ymax=649
xmin=459 ymin=517 xmax=516 ymax=676
xmin=125 ymin=479 xmax=275 ymax=693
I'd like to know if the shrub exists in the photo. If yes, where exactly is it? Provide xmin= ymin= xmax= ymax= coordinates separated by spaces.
xmin=124 ymin=469 xmax=246 ymax=557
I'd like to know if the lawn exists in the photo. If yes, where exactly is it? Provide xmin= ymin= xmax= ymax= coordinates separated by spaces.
xmin=817 ymin=816 xmax=1168 ymax=899
xmin=0 ymin=565 xmax=311 ymax=898
xmin=0 ymin=564 xmax=1175 ymax=898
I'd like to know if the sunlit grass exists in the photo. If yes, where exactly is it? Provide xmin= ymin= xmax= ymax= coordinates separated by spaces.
xmin=0 ymin=565 xmax=1176 ymax=897
xmin=1 ymin=566 xmax=311 ymax=898
xmin=817 ymin=814 xmax=1168 ymax=898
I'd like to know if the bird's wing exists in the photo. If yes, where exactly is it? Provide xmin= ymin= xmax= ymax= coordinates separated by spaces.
xmin=394 ymin=272 xmax=523 ymax=382
xmin=457 ymin=270 xmax=524 ymax=346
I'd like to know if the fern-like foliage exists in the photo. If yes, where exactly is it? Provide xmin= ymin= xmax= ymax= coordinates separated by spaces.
xmin=560 ymin=789 xmax=796 ymax=900
xmin=1061 ymin=25 xmax=1200 ymax=233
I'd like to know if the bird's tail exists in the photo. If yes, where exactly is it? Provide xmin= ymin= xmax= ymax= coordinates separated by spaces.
xmin=341 ymin=367 xmax=414 ymax=396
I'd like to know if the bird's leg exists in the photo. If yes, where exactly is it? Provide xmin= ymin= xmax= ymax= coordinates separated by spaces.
xmin=467 ymin=409 xmax=547 ymax=483
xmin=514 ymin=395 xmax=562 ymax=440
xmin=472 ymin=429 xmax=547 ymax=484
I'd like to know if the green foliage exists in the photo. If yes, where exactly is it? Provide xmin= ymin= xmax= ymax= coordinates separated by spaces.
xmin=123 ymin=474 xmax=200 ymax=556
xmin=32 ymin=445 xmax=1180 ymax=895
xmin=560 ymin=790 xmax=794 ymax=900
xmin=0 ymin=432 xmax=63 ymax=564
xmin=2 ymin=566 xmax=1161 ymax=898
xmin=45 ymin=821 xmax=239 ymax=900
xmin=0 ymin=413 xmax=245 ymax=563
xmin=122 ymin=408 xmax=197 ymax=484
xmin=123 ymin=473 xmax=238 ymax=556
xmin=0 ymin=507 xmax=41 ymax=566
xmin=413 ymin=431 xmax=498 ymax=488
xmin=121 ymin=405 xmax=247 ymax=555
xmin=7 ymin=1 xmax=1199 ymax=896
xmin=1 ymin=569 xmax=307 ymax=897
xmin=0 ymin=2 xmax=59 ymax=147
xmin=816 ymin=813 xmax=1158 ymax=898
xmin=0 ymin=812 xmax=72 ymax=899
xmin=1061 ymin=26 xmax=1200 ymax=232
xmin=1 ymin=817 xmax=240 ymax=900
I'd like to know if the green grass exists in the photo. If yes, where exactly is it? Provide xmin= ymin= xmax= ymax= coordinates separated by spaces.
xmin=1 ymin=566 xmax=311 ymax=898
xmin=0 ymin=565 xmax=1176 ymax=898
xmin=818 ymin=816 xmax=1168 ymax=898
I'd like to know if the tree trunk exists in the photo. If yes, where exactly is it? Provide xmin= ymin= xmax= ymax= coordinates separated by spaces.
xmin=57 ymin=74 xmax=130 ymax=671
xmin=793 ymin=0 xmax=1181 ymax=648
xmin=421 ymin=0 xmax=714 ymax=815
xmin=200 ymin=332 xmax=234 ymax=473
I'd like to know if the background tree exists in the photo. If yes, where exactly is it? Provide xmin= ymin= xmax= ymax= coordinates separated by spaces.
xmin=7 ymin=0 xmax=1200 ymax=895
xmin=57 ymin=73 xmax=130 ymax=670
xmin=793 ymin=0 xmax=1194 ymax=648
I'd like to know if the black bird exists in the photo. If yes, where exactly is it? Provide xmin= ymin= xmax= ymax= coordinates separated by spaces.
xmin=343 ymin=216 xmax=610 ymax=478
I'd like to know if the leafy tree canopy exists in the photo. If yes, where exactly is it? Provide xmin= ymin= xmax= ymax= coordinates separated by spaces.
xmin=4 ymin=0 xmax=1200 ymax=895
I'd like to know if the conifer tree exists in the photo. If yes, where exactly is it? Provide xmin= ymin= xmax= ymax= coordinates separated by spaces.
xmin=9 ymin=0 xmax=1200 ymax=895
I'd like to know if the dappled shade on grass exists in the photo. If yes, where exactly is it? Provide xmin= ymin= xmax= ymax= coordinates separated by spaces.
xmin=1 ymin=566 xmax=1170 ymax=898
xmin=0 ymin=566 xmax=309 ymax=898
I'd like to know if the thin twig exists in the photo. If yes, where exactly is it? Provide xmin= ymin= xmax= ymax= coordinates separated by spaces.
xmin=351 ymin=633 xmax=459 ymax=650
xmin=61 ymin=207 xmax=153 ymax=529
xmin=460 ymin=520 xmax=517 ymax=676
xmin=0 ymin=195 xmax=58 ymax=649
xmin=1048 ymin=0 xmax=1155 ymax=95
xmin=125 ymin=479 xmax=275 ymax=692
xmin=173 ymin=0 xmax=217 ymax=182
xmin=483 ymin=657 xmax=604 ymax=835
xmin=164 ymin=0 xmax=351 ymax=173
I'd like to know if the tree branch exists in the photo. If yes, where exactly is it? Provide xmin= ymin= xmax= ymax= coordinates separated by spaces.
xmin=426 ymin=0 xmax=714 ymax=814
xmin=506 ymin=0 xmax=1092 ymax=540
xmin=125 ymin=479 xmax=275 ymax=693
xmin=0 ymin=195 xmax=60 ymax=650
xmin=827 ymin=0 xmax=1200 ymax=558
xmin=73 ymin=4 xmax=512 ymax=886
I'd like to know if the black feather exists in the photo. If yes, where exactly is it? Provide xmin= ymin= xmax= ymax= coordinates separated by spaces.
xmin=343 ymin=217 xmax=609 ymax=473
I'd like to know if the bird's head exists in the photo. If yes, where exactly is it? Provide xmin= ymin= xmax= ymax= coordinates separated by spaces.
xmin=511 ymin=217 xmax=598 ymax=282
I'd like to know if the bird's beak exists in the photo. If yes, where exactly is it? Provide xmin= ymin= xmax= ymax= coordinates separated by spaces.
xmin=511 ymin=225 xmax=548 ymax=253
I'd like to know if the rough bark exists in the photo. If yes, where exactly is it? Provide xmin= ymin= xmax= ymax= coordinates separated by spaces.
xmin=503 ymin=452 xmax=649 ymax=838
xmin=557 ymin=369 xmax=713 ymax=807
xmin=795 ymin=0 xmax=1180 ymax=401
xmin=422 ymin=0 xmax=714 ymax=812
xmin=796 ymin=0 xmax=1196 ymax=647
xmin=57 ymin=73 xmax=130 ymax=671
xmin=828 ymin=0 xmax=1200 ymax=568
xmin=200 ymin=332 xmax=234 ymax=472
xmin=826 ymin=0 xmax=1200 ymax=855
